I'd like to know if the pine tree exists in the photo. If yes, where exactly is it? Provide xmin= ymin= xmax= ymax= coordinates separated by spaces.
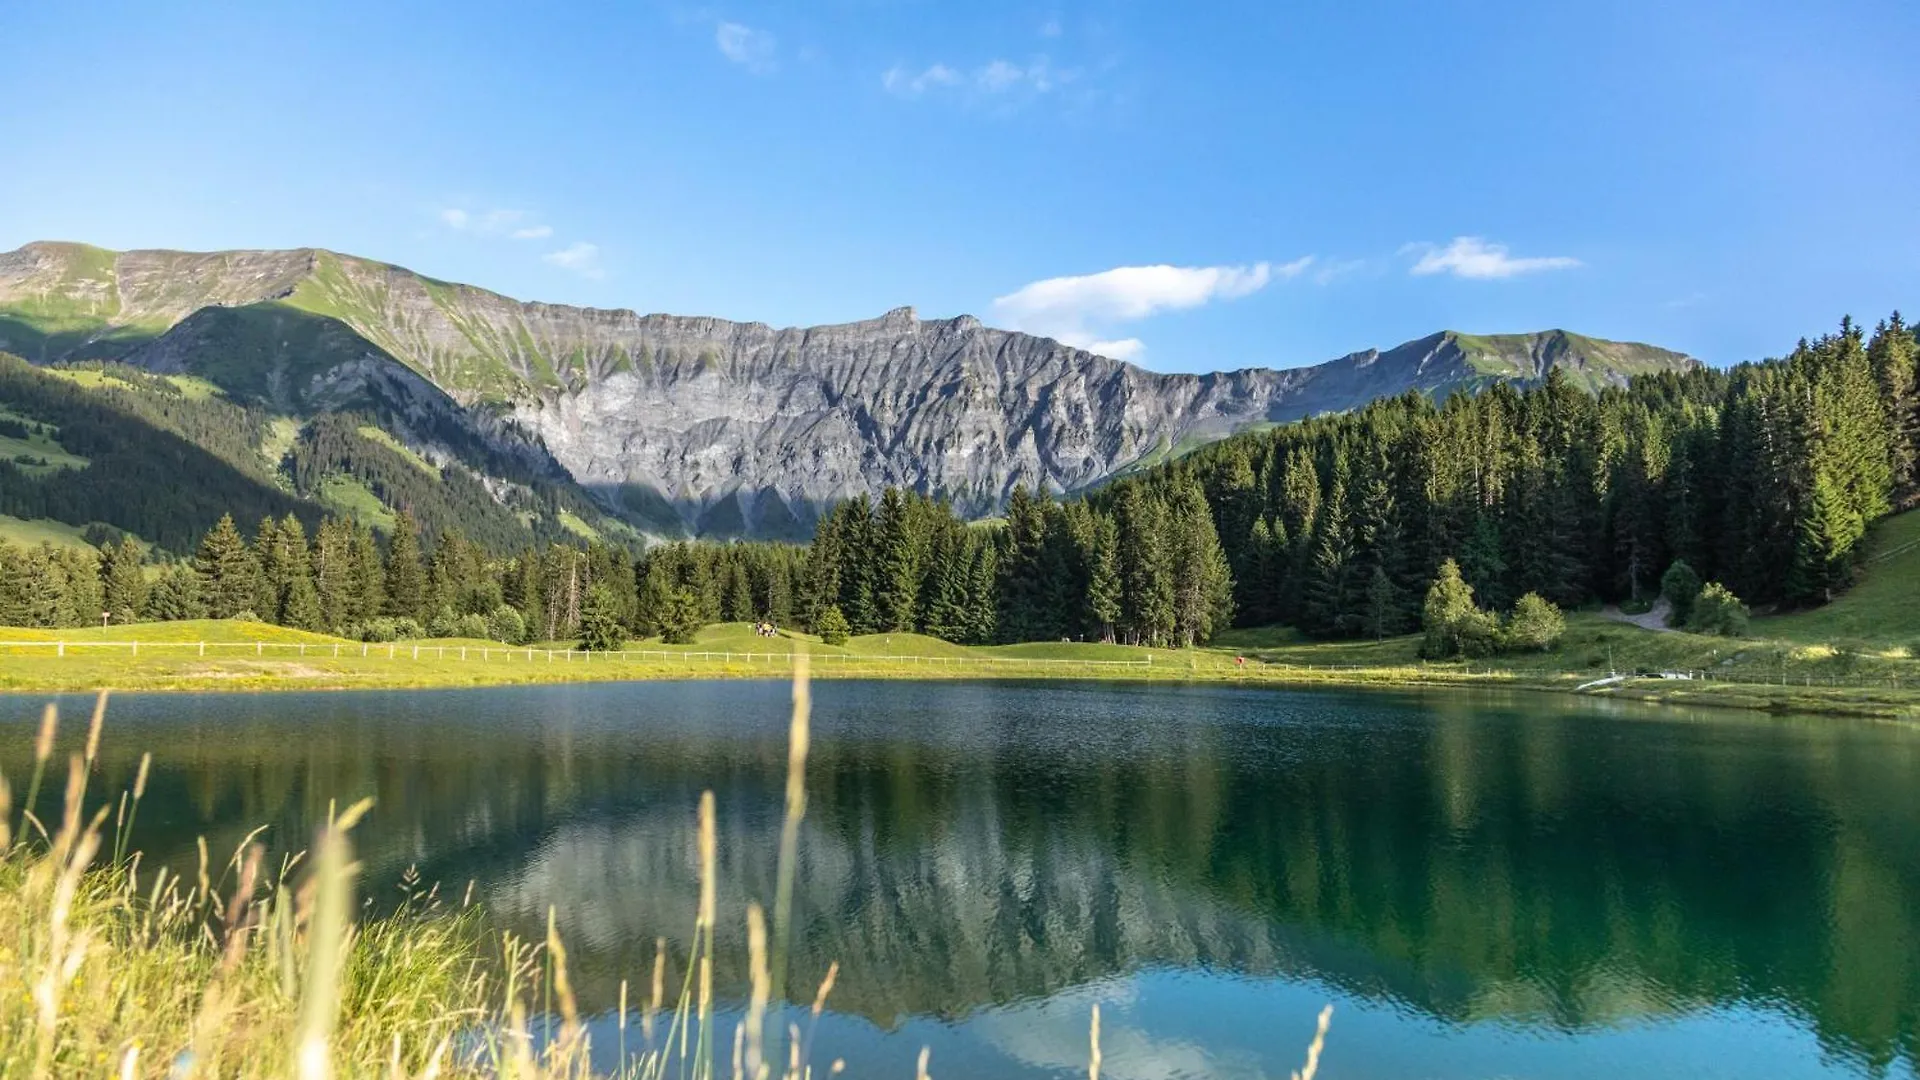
xmin=1361 ymin=566 xmax=1398 ymax=642
xmin=1114 ymin=485 xmax=1172 ymax=646
xmin=313 ymin=518 xmax=356 ymax=632
xmin=661 ymin=588 xmax=706 ymax=645
xmin=384 ymin=509 xmax=427 ymax=620
xmin=964 ymin=539 xmax=999 ymax=645
xmin=99 ymin=535 xmax=146 ymax=624
xmin=1086 ymin=514 xmax=1122 ymax=642
xmin=143 ymin=562 xmax=204 ymax=621
xmin=1869 ymin=312 xmax=1919 ymax=506
xmin=1168 ymin=481 xmax=1233 ymax=646
xmin=282 ymin=572 xmax=325 ymax=631
xmin=349 ymin=522 xmax=386 ymax=625
xmin=814 ymin=604 xmax=851 ymax=646
xmin=874 ymin=487 xmax=922 ymax=632
xmin=1421 ymin=557 xmax=1494 ymax=658
xmin=196 ymin=514 xmax=259 ymax=619
xmin=251 ymin=516 xmax=285 ymax=619
xmin=577 ymin=585 xmax=627 ymax=650
xmin=1303 ymin=471 xmax=1360 ymax=637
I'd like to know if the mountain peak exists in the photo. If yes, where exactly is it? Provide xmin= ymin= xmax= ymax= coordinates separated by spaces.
xmin=0 ymin=240 xmax=1700 ymax=537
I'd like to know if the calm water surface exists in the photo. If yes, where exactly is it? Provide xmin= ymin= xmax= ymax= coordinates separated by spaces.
xmin=8 ymin=680 xmax=1919 ymax=1079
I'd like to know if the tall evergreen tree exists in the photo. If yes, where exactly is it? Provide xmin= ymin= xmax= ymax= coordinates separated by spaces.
xmin=384 ymin=509 xmax=427 ymax=620
xmin=99 ymin=535 xmax=146 ymax=624
xmin=196 ymin=513 xmax=258 ymax=619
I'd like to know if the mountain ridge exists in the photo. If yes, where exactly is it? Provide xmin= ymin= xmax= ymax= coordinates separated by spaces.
xmin=0 ymin=240 xmax=1700 ymax=539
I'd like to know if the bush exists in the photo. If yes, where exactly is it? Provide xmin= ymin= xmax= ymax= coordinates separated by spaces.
xmin=454 ymin=612 xmax=490 ymax=640
xmin=815 ymin=604 xmax=851 ymax=647
xmin=229 ymin=609 xmax=260 ymax=623
xmin=425 ymin=605 xmax=460 ymax=638
xmin=487 ymin=605 xmax=526 ymax=645
xmin=1421 ymin=558 xmax=1498 ymax=658
xmin=1502 ymin=592 xmax=1565 ymax=652
xmin=1686 ymin=582 xmax=1749 ymax=637
xmin=1661 ymin=559 xmax=1702 ymax=628
xmin=352 ymin=616 xmax=424 ymax=643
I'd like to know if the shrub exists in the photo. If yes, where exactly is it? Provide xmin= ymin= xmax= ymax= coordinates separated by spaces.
xmin=1661 ymin=559 xmax=1702 ymax=628
xmin=1421 ymin=558 xmax=1497 ymax=658
xmin=487 ymin=604 xmax=527 ymax=645
xmin=229 ymin=609 xmax=259 ymax=623
xmin=815 ymin=604 xmax=851 ymax=647
xmin=425 ymin=605 xmax=460 ymax=638
xmin=1503 ymin=592 xmax=1565 ymax=652
xmin=1686 ymin=582 xmax=1749 ymax=637
xmin=352 ymin=616 xmax=425 ymax=643
xmin=454 ymin=612 xmax=490 ymax=640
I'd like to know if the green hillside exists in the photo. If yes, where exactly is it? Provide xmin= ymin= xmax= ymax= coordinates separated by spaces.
xmin=1757 ymin=510 xmax=1920 ymax=648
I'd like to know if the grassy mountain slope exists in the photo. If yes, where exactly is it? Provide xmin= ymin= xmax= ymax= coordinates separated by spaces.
xmin=0 ymin=240 xmax=1698 ymax=539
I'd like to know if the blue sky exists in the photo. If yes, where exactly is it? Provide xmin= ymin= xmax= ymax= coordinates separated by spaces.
xmin=3 ymin=0 xmax=1916 ymax=372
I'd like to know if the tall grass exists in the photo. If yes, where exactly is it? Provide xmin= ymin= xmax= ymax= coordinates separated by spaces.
xmin=0 ymin=680 xmax=1331 ymax=1078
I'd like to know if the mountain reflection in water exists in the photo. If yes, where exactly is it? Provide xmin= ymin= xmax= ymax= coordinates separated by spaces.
xmin=12 ymin=680 xmax=1917 ymax=1078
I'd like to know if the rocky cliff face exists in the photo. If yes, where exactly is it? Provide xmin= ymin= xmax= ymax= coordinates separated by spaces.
xmin=0 ymin=241 xmax=1699 ymax=537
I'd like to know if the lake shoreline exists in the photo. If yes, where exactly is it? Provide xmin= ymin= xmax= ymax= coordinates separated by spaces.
xmin=3 ymin=650 xmax=1916 ymax=722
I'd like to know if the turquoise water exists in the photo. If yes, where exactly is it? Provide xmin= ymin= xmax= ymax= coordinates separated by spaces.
xmin=11 ymin=680 xmax=1919 ymax=1078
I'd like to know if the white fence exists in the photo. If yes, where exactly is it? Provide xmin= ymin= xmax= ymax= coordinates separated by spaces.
xmin=0 ymin=640 xmax=1154 ymax=671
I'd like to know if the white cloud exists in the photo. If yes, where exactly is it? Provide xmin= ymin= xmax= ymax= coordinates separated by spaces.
xmin=992 ymin=260 xmax=1295 ymax=360
xmin=1405 ymin=236 xmax=1581 ymax=279
xmin=543 ymin=242 xmax=604 ymax=279
xmin=1038 ymin=16 xmax=1062 ymax=37
xmin=715 ymin=21 xmax=776 ymax=73
xmin=439 ymin=206 xmax=555 ymax=241
xmin=883 ymin=56 xmax=1070 ymax=98
xmin=882 ymin=63 xmax=961 ymax=95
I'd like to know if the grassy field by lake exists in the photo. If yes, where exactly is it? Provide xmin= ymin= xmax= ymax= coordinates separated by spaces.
xmin=4 ymin=610 xmax=1920 ymax=718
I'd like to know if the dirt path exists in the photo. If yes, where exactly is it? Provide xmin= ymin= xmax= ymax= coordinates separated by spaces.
xmin=1600 ymin=597 xmax=1675 ymax=632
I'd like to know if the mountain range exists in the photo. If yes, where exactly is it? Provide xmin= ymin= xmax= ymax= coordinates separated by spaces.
xmin=0 ymin=241 xmax=1698 ymax=543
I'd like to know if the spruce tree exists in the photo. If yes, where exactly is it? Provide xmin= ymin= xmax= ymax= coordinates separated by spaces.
xmin=1869 ymin=312 xmax=1918 ymax=505
xmin=875 ymin=487 xmax=922 ymax=632
xmin=384 ymin=509 xmax=427 ymax=620
xmin=349 ymin=522 xmax=386 ymax=624
xmin=1086 ymin=514 xmax=1122 ymax=643
xmin=196 ymin=514 xmax=259 ymax=619
xmin=1168 ymin=481 xmax=1233 ymax=646
xmin=577 ymin=585 xmax=627 ymax=650
xmin=99 ymin=535 xmax=146 ymax=624
xmin=143 ymin=562 xmax=204 ymax=621
xmin=251 ymin=516 xmax=285 ymax=619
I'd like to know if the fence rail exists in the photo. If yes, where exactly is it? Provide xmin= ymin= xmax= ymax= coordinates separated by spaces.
xmin=0 ymin=640 xmax=1154 ymax=669
xmin=0 ymin=640 xmax=1914 ymax=691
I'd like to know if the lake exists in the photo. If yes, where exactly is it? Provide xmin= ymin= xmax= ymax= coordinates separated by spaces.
xmin=8 ymin=680 xmax=1919 ymax=1079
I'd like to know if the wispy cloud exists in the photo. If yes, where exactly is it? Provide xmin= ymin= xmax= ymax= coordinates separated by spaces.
xmin=1038 ymin=16 xmax=1062 ymax=37
xmin=992 ymin=259 xmax=1302 ymax=360
xmin=439 ymin=206 xmax=553 ymax=241
xmin=883 ymin=56 xmax=1071 ymax=99
xmin=543 ymin=242 xmax=604 ymax=279
xmin=1404 ymin=236 xmax=1581 ymax=279
xmin=715 ymin=21 xmax=776 ymax=73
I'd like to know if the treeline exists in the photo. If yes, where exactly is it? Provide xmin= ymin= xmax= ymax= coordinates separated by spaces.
xmin=0 ymin=511 xmax=641 ymax=645
xmin=1111 ymin=313 xmax=1917 ymax=636
xmin=0 ymin=355 xmax=617 ymax=557
xmin=4 ymin=313 xmax=1912 ymax=649
xmin=0 ymin=355 xmax=316 ymax=551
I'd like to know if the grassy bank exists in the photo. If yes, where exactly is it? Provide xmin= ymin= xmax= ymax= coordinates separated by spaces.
xmin=1 ymin=676 xmax=1336 ymax=1078
xmin=6 ymin=597 xmax=1920 ymax=718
